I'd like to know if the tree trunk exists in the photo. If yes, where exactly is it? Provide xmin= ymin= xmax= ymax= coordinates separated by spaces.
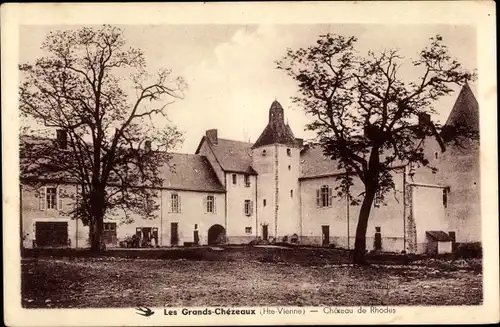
xmin=89 ymin=192 xmax=106 ymax=252
xmin=353 ymin=187 xmax=377 ymax=265
xmin=89 ymin=216 xmax=105 ymax=252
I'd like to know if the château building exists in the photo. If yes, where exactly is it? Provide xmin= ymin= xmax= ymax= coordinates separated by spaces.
xmin=20 ymin=85 xmax=480 ymax=254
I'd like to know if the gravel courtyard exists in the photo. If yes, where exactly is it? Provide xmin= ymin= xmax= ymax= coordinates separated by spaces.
xmin=22 ymin=254 xmax=482 ymax=308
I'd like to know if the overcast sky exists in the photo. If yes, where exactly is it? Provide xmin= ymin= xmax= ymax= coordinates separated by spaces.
xmin=19 ymin=24 xmax=477 ymax=153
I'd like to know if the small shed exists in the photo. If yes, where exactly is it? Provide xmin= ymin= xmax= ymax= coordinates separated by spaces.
xmin=425 ymin=231 xmax=453 ymax=255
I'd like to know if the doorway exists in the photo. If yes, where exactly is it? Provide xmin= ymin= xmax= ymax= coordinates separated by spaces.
xmin=322 ymin=225 xmax=330 ymax=246
xmin=374 ymin=226 xmax=382 ymax=251
xmin=103 ymin=223 xmax=117 ymax=246
xmin=35 ymin=222 xmax=68 ymax=247
xmin=171 ymin=222 xmax=179 ymax=246
xmin=207 ymin=224 xmax=226 ymax=245
xmin=262 ymin=224 xmax=269 ymax=241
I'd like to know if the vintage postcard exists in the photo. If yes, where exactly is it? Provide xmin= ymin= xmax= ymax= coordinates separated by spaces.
xmin=2 ymin=1 xmax=498 ymax=326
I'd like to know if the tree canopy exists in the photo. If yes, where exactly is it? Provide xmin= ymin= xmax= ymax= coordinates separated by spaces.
xmin=277 ymin=33 xmax=475 ymax=263
xmin=19 ymin=25 xmax=186 ymax=250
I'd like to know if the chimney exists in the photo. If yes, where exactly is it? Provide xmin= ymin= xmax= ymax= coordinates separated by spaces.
xmin=418 ymin=113 xmax=431 ymax=130
xmin=144 ymin=140 xmax=152 ymax=152
xmin=56 ymin=129 xmax=67 ymax=149
xmin=206 ymin=129 xmax=218 ymax=145
xmin=295 ymin=138 xmax=304 ymax=148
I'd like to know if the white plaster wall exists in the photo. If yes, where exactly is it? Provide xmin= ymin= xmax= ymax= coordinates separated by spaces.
xmin=21 ymin=184 xmax=226 ymax=248
xmin=21 ymin=183 xmax=80 ymax=248
xmin=252 ymin=144 xmax=277 ymax=238
xmin=275 ymin=145 xmax=301 ymax=239
xmin=412 ymin=185 xmax=448 ymax=244
xmin=225 ymin=172 xmax=257 ymax=242
xmin=410 ymin=137 xmax=481 ymax=243
xmin=300 ymin=169 xmax=405 ymax=252
xmin=160 ymin=189 xmax=226 ymax=246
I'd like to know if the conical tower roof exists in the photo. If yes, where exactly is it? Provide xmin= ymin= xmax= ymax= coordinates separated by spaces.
xmin=441 ymin=84 xmax=479 ymax=141
xmin=252 ymin=100 xmax=300 ymax=149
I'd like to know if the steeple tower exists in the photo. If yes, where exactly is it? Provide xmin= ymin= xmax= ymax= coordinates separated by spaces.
xmin=252 ymin=99 xmax=301 ymax=243
xmin=253 ymin=100 xmax=299 ymax=149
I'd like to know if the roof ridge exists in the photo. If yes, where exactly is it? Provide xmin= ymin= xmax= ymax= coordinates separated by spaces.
xmin=216 ymin=138 xmax=252 ymax=145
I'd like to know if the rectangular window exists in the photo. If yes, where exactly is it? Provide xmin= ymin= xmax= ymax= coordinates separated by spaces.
xmin=46 ymin=187 xmax=57 ymax=209
xmin=205 ymin=195 xmax=216 ymax=213
xmin=232 ymin=174 xmax=237 ymax=185
xmin=170 ymin=193 xmax=181 ymax=213
xmin=316 ymin=185 xmax=332 ymax=207
xmin=244 ymin=200 xmax=253 ymax=216
xmin=40 ymin=186 xmax=63 ymax=211
xmin=442 ymin=189 xmax=448 ymax=208
xmin=245 ymin=227 xmax=252 ymax=234
xmin=104 ymin=223 xmax=116 ymax=231
xmin=374 ymin=190 xmax=383 ymax=208
xmin=244 ymin=174 xmax=250 ymax=187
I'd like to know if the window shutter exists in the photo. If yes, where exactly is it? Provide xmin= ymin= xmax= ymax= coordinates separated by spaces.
xmin=178 ymin=195 xmax=182 ymax=213
xmin=58 ymin=187 xmax=63 ymax=210
xmin=316 ymin=189 xmax=320 ymax=207
xmin=40 ymin=187 xmax=46 ymax=210
xmin=250 ymin=200 xmax=254 ymax=216
xmin=203 ymin=196 xmax=207 ymax=213
xmin=328 ymin=188 xmax=333 ymax=207
xmin=169 ymin=194 xmax=172 ymax=213
xmin=213 ymin=196 xmax=217 ymax=213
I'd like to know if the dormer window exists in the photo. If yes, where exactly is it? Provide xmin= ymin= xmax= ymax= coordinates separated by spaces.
xmin=286 ymin=148 xmax=291 ymax=156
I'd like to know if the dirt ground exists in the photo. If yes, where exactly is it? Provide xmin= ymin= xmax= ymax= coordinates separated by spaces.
xmin=22 ymin=256 xmax=482 ymax=308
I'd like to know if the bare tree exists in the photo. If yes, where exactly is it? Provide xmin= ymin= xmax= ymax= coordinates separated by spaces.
xmin=277 ymin=34 xmax=475 ymax=264
xmin=19 ymin=25 xmax=185 ymax=251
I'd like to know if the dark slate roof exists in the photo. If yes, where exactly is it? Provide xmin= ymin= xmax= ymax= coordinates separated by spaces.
xmin=300 ymin=145 xmax=343 ymax=179
xmin=20 ymin=137 xmax=224 ymax=192
xmin=158 ymin=153 xmax=225 ymax=192
xmin=426 ymin=231 xmax=453 ymax=242
xmin=252 ymin=101 xmax=300 ymax=149
xmin=441 ymin=84 xmax=479 ymax=142
xmin=208 ymin=138 xmax=257 ymax=175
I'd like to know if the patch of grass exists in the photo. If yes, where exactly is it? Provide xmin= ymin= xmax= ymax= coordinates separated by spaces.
xmin=21 ymin=257 xmax=483 ymax=308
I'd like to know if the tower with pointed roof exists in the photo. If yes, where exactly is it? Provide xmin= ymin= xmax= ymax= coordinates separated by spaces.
xmin=252 ymin=100 xmax=301 ymax=241
xmin=438 ymin=84 xmax=481 ymax=243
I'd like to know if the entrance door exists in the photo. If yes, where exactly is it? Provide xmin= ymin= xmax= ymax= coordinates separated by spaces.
xmin=103 ymin=223 xmax=117 ymax=246
xmin=322 ymin=225 xmax=330 ymax=246
xmin=141 ymin=227 xmax=152 ymax=247
xmin=262 ymin=225 xmax=268 ymax=241
xmin=374 ymin=227 xmax=382 ymax=251
xmin=35 ymin=222 xmax=68 ymax=247
xmin=207 ymin=224 xmax=226 ymax=245
xmin=171 ymin=222 xmax=179 ymax=245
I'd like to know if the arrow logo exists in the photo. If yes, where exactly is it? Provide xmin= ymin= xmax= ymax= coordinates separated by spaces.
xmin=136 ymin=306 xmax=155 ymax=317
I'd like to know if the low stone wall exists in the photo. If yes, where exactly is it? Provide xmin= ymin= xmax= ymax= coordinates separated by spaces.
xmin=226 ymin=236 xmax=255 ymax=244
